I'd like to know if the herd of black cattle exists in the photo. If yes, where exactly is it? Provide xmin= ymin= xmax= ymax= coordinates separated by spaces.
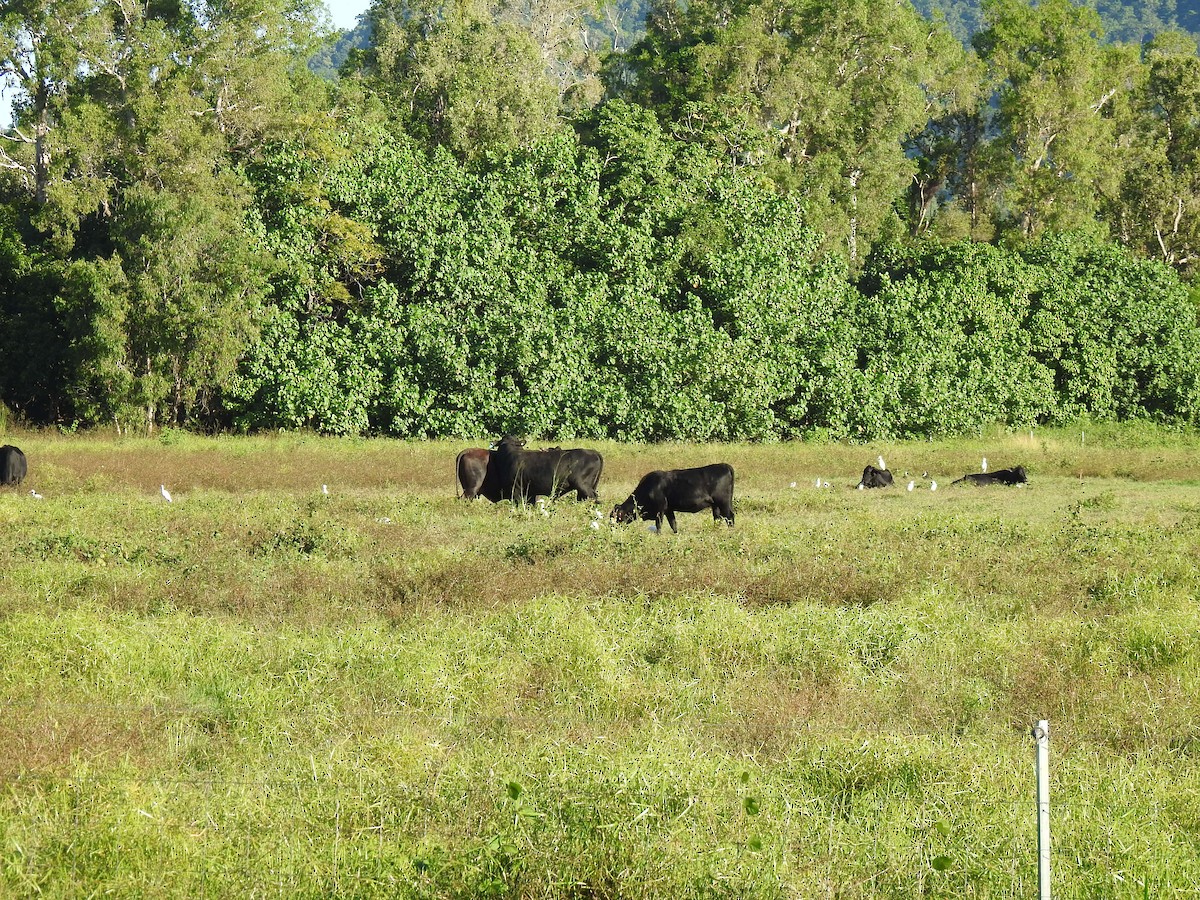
xmin=457 ymin=437 xmax=1028 ymax=534
xmin=0 ymin=439 xmax=1029 ymax=535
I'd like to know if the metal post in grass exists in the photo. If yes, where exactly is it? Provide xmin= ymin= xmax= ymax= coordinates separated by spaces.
xmin=1033 ymin=720 xmax=1051 ymax=900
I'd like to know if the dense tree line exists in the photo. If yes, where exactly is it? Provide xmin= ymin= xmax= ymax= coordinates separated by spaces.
xmin=2 ymin=0 xmax=1200 ymax=438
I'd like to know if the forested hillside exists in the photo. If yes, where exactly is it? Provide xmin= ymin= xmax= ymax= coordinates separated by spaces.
xmin=913 ymin=0 xmax=1182 ymax=42
xmin=3 ymin=0 xmax=1200 ymax=438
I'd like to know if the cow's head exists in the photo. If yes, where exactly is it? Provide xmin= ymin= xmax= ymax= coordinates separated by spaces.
xmin=1012 ymin=465 xmax=1028 ymax=483
xmin=492 ymin=434 xmax=526 ymax=452
xmin=610 ymin=497 xmax=639 ymax=524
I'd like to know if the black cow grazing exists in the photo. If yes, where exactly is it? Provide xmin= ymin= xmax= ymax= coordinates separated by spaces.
xmin=491 ymin=436 xmax=604 ymax=502
xmin=611 ymin=463 xmax=735 ymax=534
xmin=952 ymin=465 xmax=1028 ymax=486
xmin=1 ymin=445 xmax=27 ymax=485
xmin=456 ymin=447 xmax=503 ymax=501
xmin=857 ymin=464 xmax=893 ymax=489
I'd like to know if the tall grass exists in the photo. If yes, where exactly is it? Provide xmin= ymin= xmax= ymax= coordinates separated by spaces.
xmin=0 ymin=426 xmax=1198 ymax=897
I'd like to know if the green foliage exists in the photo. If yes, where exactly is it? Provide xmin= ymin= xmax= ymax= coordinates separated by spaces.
xmin=231 ymin=118 xmax=855 ymax=439
xmin=846 ymin=234 xmax=1200 ymax=437
xmin=226 ymin=114 xmax=1200 ymax=440
xmin=6 ymin=0 xmax=1200 ymax=437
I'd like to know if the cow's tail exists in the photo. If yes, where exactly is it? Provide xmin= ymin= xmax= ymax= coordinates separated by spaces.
xmin=454 ymin=449 xmax=466 ymax=499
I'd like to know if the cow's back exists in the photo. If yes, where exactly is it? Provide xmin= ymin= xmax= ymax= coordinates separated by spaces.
xmin=662 ymin=463 xmax=734 ymax=508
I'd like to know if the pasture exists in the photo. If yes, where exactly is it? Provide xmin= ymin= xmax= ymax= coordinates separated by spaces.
xmin=1 ymin=425 xmax=1199 ymax=898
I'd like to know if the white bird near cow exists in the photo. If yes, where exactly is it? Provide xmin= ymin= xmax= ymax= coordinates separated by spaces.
xmin=160 ymin=484 xmax=172 ymax=503
xmin=322 ymin=484 xmax=329 ymax=495
xmin=981 ymin=457 xmax=988 ymax=473
xmin=930 ymin=480 xmax=938 ymax=491
xmin=814 ymin=477 xmax=821 ymax=488
xmin=907 ymin=481 xmax=915 ymax=492
xmin=877 ymin=455 xmax=886 ymax=471
xmin=30 ymin=489 xmax=43 ymax=500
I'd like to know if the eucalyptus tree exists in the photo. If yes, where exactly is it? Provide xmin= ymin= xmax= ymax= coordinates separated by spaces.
xmin=1109 ymin=30 xmax=1200 ymax=279
xmin=354 ymin=0 xmax=579 ymax=155
xmin=615 ymin=0 xmax=970 ymax=264
xmin=972 ymin=0 xmax=1142 ymax=239
xmin=0 ymin=0 xmax=330 ymax=428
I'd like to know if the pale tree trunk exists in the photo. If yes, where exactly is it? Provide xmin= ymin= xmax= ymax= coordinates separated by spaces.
xmin=847 ymin=168 xmax=861 ymax=263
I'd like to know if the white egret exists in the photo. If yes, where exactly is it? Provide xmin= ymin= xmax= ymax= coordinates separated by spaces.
xmin=930 ymin=480 xmax=938 ymax=491
xmin=907 ymin=481 xmax=914 ymax=492
xmin=814 ymin=477 xmax=821 ymax=488
xmin=30 ymin=489 xmax=43 ymax=500
xmin=322 ymin=484 xmax=329 ymax=495
xmin=590 ymin=521 xmax=600 ymax=530
xmin=877 ymin=455 xmax=886 ymax=471
xmin=160 ymin=484 xmax=172 ymax=503
xmin=981 ymin=457 xmax=988 ymax=473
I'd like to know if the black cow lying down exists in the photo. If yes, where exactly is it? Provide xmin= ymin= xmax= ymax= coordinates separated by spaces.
xmin=612 ymin=463 xmax=735 ymax=534
xmin=857 ymin=464 xmax=893 ymax=488
xmin=491 ymin=436 xmax=604 ymax=502
xmin=455 ymin=447 xmax=503 ymax=501
xmin=952 ymin=465 xmax=1028 ymax=486
xmin=1 ymin=445 xmax=27 ymax=485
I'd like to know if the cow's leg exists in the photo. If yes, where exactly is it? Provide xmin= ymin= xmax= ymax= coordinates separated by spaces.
xmin=665 ymin=510 xmax=679 ymax=533
xmin=715 ymin=502 xmax=735 ymax=526
xmin=655 ymin=512 xmax=666 ymax=533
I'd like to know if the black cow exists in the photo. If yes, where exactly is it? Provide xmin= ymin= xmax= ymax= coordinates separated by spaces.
xmin=857 ymin=464 xmax=893 ymax=488
xmin=491 ymin=436 xmax=603 ymax=502
xmin=952 ymin=465 xmax=1028 ymax=486
xmin=611 ymin=463 xmax=735 ymax=534
xmin=1 ymin=445 xmax=26 ymax=485
xmin=455 ymin=447 xmax=503 ymax=501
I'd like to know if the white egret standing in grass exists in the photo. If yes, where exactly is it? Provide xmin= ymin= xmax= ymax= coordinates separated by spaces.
xmin=30 ymin=489 xmax=43 ymax=500
xmin=981 ymin=457 xmax=988 ymax=473
xmin=322 ymin=484 xmax=329 ymax=495
xmin=160 ymin=484 xmax=172 ymax=503
xmin=907 ymin=481 xmax=914 ymax=492
xmin=930 ymin=480 xmax=938 ymax=491
xmin=814 ymin=477 xmax=821 ymax=488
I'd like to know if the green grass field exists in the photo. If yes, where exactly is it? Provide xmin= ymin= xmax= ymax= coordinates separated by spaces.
xmin=1 ymin=425 xmax=1199 ymax=898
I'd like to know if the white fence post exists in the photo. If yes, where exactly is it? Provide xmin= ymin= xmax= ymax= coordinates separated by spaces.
xmin=1033 ymin=720 xmax=1051 ymax=900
